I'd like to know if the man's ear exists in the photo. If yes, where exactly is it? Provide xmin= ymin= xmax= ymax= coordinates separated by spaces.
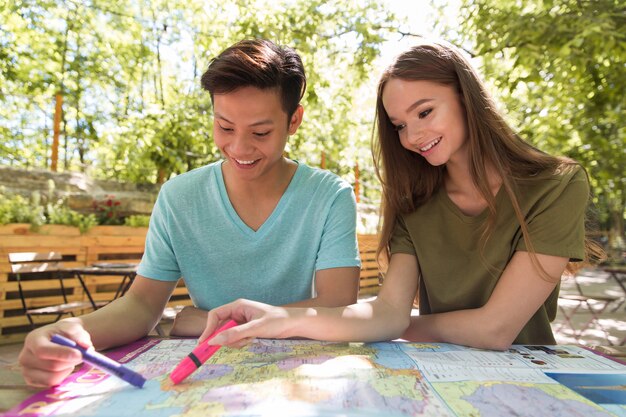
xmin=288 ymin=105 xmax=304 ymax=135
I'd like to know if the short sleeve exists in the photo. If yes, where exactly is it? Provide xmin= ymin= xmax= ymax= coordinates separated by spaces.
xmin=314 ymin=187 xmax=361 ymax=270
xmin=516 ymin=167 xmax=589 ymax=261
xmin=389 ymin=216 xmax=417 ymax=256
xmin=137 ymin=186 xmax=183 ymax=281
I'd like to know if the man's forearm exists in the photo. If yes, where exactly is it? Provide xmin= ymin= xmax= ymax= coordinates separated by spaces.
xmin=80 ymin=293 xmax=161 ymax=350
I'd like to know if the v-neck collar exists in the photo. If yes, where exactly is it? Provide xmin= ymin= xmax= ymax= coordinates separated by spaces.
xmin=215 ymin=161 xmax=302 ymax=238
xmin=438 ymin=185 xmax=505 ymax=224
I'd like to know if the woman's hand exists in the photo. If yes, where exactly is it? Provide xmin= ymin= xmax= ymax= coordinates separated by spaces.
xmin=199 ymin=299 xmax=295 ymax=348
xmin=18 ymin=318 xmax=93 ymax=387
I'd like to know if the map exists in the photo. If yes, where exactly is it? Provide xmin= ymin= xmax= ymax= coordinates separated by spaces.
xmin=6 ymin=339 xmax=626 ymax=417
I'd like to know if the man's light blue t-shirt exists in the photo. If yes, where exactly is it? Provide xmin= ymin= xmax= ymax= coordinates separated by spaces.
xmin=138 ymin=161 xmax=360 ymax=310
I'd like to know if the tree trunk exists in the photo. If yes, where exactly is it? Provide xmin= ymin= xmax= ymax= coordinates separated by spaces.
xmin=354 ymin=162 xmax=360 ymax=203
xmin=50 ymin=93 xmax=63 ymax=172
xmin=157 ymin=168 xmax=167 ymax=184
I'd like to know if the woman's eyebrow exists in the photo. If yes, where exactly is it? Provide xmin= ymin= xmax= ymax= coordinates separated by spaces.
xmin=406 ymin=98 xmax=434 ymax=114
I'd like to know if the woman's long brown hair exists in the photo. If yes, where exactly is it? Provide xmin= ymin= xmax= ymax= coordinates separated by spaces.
xmin=373 ymin=40 xmax=602 ymax=279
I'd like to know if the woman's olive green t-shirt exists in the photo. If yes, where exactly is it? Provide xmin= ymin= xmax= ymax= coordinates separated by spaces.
xmin=390 ymin=165 xmax=589 ymax=344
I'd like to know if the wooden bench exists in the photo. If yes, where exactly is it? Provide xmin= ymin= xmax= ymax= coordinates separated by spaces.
xmin=8 ymin=251 xmax=99 ymax=328
xmin=358 ymin=234 xmax=383 ymax=296
xmin=0 ymin=225 xmax=153 ymax=343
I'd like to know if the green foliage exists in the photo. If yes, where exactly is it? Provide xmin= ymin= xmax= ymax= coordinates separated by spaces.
xmin=46 ymin=202 xmax=98 ymax=233
xmin=0 ymin=185 xmax=116 ymax=233
xmin=0 ymin=0 xmax=395 ymax=186
xmin=0 ymin=190 xmax=45 ymax=228
xmin=44 ymin=180 xmax=98 ymax=231
xmin=455 ymin=0 xmax=626 ymax=239
xmin=124 ymin=215 xmax=151 ymax=227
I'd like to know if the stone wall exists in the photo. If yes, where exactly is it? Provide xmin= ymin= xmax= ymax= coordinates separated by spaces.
xmin=0 ymin=166 xmax=160 ymax=216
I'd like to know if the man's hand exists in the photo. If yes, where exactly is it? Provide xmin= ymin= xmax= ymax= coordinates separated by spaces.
xmin=19 ymin=318 xmax=92 ymax=387
xmin=170 ymin=306 xmax=209 ymax=337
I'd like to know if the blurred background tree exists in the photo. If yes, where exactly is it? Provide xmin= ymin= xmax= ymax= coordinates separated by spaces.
xmin=0 ymin=0 xmax=394 ymax=191
xmin=1 ymin=0 xmax=624 ymax=245
xmin=453 ymin=0 xmax=625 ymax=250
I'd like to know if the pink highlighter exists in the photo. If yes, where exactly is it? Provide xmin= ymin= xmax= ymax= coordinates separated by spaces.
xmin=169 ymin=319 xmax=238 ymax=384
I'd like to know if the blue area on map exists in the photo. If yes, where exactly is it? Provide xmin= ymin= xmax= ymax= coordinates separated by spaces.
xmin=365 ymin=342 xmax=419 ymax=370
xmin=546 ymin=372 xmax=626 ymax=406
xmin=81 ymin=380 xmax=183 ymax=416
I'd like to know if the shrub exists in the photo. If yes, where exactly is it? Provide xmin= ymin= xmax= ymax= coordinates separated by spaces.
xmin=0 ymin=188 xmax=45 ymax=228
xmin=47 ymin=203 xmax=98 ymax=233
xmin=0 ymin=186 xmax=95 ymax=233
xmin=0 ymin=185 xmax=150 ymax=231
xmin=124 ymin=215 xmax=151 ymax=227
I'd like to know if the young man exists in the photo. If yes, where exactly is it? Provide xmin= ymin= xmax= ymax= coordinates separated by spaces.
xmin=19 ymin=39 xmax=361 ymax=387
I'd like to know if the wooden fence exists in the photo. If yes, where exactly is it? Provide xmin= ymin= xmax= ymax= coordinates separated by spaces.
xmin=0 ymin=224 xmax=190 ymax=344
xmin=0 ymin=224 xmax=381 ymax=344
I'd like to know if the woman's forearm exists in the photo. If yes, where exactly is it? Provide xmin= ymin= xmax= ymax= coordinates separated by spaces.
xmin=402 ymin=308 xmax=517 ymax=350
xmin=285 ymin=298 xmax=411 ymax=343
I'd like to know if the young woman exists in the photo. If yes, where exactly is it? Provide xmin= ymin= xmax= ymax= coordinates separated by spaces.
xmin=18 ymin=39 xmax=361 ymax=387
xmin=199 ymin=39 xmax=600 ymax=351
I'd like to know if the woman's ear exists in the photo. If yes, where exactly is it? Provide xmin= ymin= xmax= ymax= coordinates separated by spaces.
xmin=288 ymin=105 xmax=304 ymax=135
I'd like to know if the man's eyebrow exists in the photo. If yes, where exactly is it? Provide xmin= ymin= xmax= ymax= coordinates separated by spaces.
xmin=249 ymin=119 xmax=274 ymax=127
xmin=214 ymin=113 xmax=232 ymax=123
xmin=214 ymin=113 xmax=274 ymax=127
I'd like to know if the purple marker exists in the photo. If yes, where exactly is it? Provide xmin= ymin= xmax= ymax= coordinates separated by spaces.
xmin=50 ymin=334 xmax=146 ymax=388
